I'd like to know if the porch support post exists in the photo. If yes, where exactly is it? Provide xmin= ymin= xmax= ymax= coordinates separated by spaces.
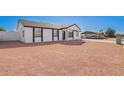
xmin=57 ymin=29 xmax=59 ymax=41
xmin=33 ymin=27 xmax=35 ymax=42
xmin=41 ymin=27 xmax=43 ymax=42
xmin=73 ymin=31 xmax=74 ymax=40
xmin=66 ymin=29 xmax=68 ymax=41
xmin=52 ymin=28 xmax=54 ymax=41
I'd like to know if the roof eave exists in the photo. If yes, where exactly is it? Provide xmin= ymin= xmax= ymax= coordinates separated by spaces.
xmin=60 ymin=24 xmax=81 ymax=30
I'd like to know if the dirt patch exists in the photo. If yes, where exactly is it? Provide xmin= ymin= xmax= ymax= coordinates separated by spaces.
xmin=104 ymin=38 xmax=116 ymax=41
xmin=0 ymin=40 xmax=124 ymax=76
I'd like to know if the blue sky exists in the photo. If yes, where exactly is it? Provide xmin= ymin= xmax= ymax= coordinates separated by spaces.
xmin=0 ymin=16 xmax=124 ymax=32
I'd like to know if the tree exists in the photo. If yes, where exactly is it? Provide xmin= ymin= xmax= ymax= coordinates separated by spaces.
xmin=99 ymin=29 xmax=103 ymax=32
xmin=0 ymin=27 xmax=6 ymax=31
xmin=99 ymin=29 xmax=104 ymax=36
xmin=105 ymin=27 xmax=116 ymax=37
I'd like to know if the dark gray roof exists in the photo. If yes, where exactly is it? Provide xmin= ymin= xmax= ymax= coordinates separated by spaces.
xmin=18 ymin=19 xmax=81 ymax=30
xmin=81 ymin=31 xmax=97 ymax=34
xmin=19 ymin=19 xmax=71 ymax=29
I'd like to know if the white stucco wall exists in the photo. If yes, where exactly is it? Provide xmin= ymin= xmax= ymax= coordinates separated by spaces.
xmin=0 ymin=32 xmax=20 ymax=41
xmin=67 ymin=30 xmax=73 ymax=40
xmin=65 ymin=30 xmax=68 ymax=40
xmin=54 ymin=37 xmax=58 ymax=41
xmin=74 ymin=31 xmax=79 ymax=40
xmin=68 ymin=37 xmax=73 ymax=40
xmin=43 ymin=28 xmax=52 ymax=42
xmin=24 ymin=27 xmax=33 ymax=43
xmin=79 ymin=32 xmax=82 ymax=39
xmin=35 ymin=37 xmax=41 ymax=42
xmin=65 ymin=25 xmax=80 ymax=40
xmin=16 ymin=22 xmax=24 ymax=42
xmin=59 ymin=30 xmax=62 ymax=40
xmin=67 ymin=25 xmax=80 ymax=31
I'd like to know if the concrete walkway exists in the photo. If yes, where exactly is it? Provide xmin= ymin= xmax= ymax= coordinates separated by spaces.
xmin=83 ymin=39 xmax=116 ymax=44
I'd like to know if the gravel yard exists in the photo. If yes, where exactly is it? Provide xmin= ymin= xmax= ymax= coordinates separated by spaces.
xmin=0 ymin=40 xmax=124 ymax=76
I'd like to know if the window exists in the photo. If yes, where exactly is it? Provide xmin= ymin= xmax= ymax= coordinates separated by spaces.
xmin=22 ymin=30 xmax=24 ymax=37
xmin=76 ymin=31 xmax=79 ymax=37
xmin=53 ymin=30 xmax=58 ymax=37
xmin=68 ymin=32 xmax=73 ymax=37
xmin=34 ymin=28 xmax=41 ymax=37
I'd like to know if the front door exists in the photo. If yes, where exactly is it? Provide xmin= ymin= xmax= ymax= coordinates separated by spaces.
xmin=62 ymin=31 xmax=65 ymax=40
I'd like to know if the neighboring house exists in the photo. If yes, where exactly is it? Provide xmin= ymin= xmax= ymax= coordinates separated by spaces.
xmin=81 ymin=31 xmax=104 ymax=39
xmin=16 ymin=19 xmax=81 ymax=43
xmin=116 ymin=34 xmax=124 ymax=44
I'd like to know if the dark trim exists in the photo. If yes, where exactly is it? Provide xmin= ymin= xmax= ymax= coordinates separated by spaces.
xmin=81 ymin=31 xmax=97 ymax=34
xmin=19 ymin=19 xmax=81 ymax=31
xmin=24 ymin=24 xmax=81 ymax=31
xmin=22 ymin=30 xmax=24 ymax=37
xmin=58 ymin=29 xmax=59 ymax=40
xmin=33 ymin=36 xmax=41 ymax=37
xmin=60 ymin=24 xmax=81 ymax=30
xmin=52 ymin=29 xmax=54 ymax=41
xmin=73 ymin=31 xmax=74 ymax=40
xmin=52 ymin=29 xmax=59 ymax=41
xmin=41 ymin=27 xmax=43 ymax=42
xmin=62 ymin=31 xmax=65 ymax=40
xmin=33 ymin=27 xmax=35 ymax=42
xmin=24 ymin=26 xmax=59 ymax=30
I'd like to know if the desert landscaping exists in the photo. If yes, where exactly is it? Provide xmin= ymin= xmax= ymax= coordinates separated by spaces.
xmin=0 ymin=40 xmax=124 ymax=76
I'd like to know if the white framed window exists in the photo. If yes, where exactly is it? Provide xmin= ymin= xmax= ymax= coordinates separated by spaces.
xmin=34 ymin=28 xmax=41 ymax=37
xmin=53 ymin=30 xmax=58 ymax=37
xmin=76 ymin=31 xmax=79 ymax=37
xmin=68 ymin=32 xmax=73 ymax=37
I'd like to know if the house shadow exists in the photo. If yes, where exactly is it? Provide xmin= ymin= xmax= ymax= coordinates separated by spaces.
xmin=0 ymin=40 xmax=86 ymax=49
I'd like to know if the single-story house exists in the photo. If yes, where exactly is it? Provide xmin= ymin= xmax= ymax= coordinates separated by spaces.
xmin=16 ymin=19 xmax=81 ymax=43
xmin=81 ymin=31 xmax=104 ymax=39
xmin=116 ymin=34 xmax=124 ymax=44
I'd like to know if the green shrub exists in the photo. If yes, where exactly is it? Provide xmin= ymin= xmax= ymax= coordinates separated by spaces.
xmin=0 ymin=27 xmax=6 ymax=31
xmin=105 ymin=28 xmax=116 ymax=37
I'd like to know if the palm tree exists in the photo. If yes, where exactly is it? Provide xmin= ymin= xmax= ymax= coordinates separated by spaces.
xmin=0 ymin=27 xmax=6 ymax=31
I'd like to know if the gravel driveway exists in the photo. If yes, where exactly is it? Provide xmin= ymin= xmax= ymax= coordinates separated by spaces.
xmin=0 ymin=40 xmax=124 ymax=76
xmin=84 ymin=39 xmax=116 ymax=44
